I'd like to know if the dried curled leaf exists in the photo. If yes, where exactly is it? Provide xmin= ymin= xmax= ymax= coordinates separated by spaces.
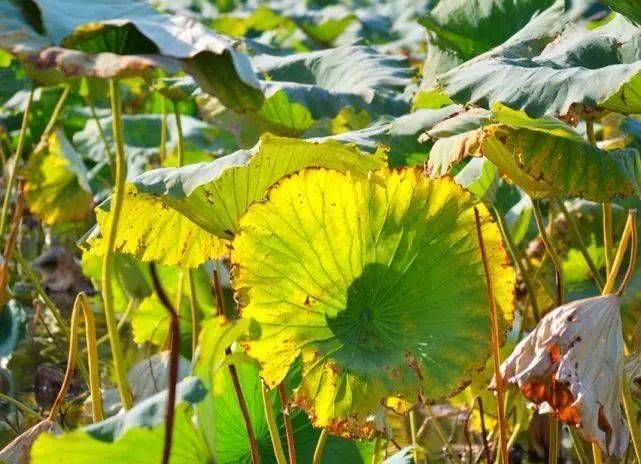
xmin=499 ymin=295 xmax=628 ymax=456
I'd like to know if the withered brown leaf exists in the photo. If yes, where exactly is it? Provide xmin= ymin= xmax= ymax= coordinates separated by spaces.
xmin=499 ymin=295 xmax=628 ymax=456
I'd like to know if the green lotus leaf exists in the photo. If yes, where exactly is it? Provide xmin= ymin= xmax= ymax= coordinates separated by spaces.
xmin=605 ymin=0 xmax=641 ymax=25
xmin=419 ymin=0 xmax=555 ymax=84
xmin=317 ymin=105 xmax=463 ymax=167
xmin=129 ymin=135 xmax=385 ymax=240
xmin=31 ymin=378 xmax=210 ymax=464
xmin=231 ymin=168 xmax=515 ymax=435
xmin=251 ymin=45 xmax=412 ymax=134
xmin=438 ymin=11 xmax=641 ymax=117
xmin=0 ymin=0 xmax=262 ymax=111
xmin=427 ymin=105 xmax=641 ymax=201
xmin=23 ymin=130 xmax=92 ymax=226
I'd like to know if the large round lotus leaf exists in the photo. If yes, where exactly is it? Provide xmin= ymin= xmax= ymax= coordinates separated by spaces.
xmin=232 ymin=168 xmax=515 ymax=436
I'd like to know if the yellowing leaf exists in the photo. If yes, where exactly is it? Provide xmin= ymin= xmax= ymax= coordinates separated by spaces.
xmin=24 ymin=130 xmax=92 ymax=225
xmin=232 ymin=168 xmax=515 ymax=436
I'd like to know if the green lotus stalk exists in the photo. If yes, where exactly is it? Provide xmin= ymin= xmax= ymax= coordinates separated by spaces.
xmin=0 ymin=392 xmax=39 ymax=419
xmin=532 ymin=201 xmax=564 ymax=306
xmin=370 ymin=435 xmax=381 ymax=464
xmin=0 ymin=87 xmax=34 ymax=241
xmin=568 ymin=427 xmax=589 ymax=464
xmin=86 ymin=96 xmax=115 ymax=172
xmin=35 ymin=85 xmax=71 ymax=154
xmin=494 ymin=208 xmax=540 ymax=321
xmin=409 ymin=410 xmax=419 ymax=463
xmin=212 ymin=268 xmax=261 ymax=464
xmin=160 ymin=97 xmax=168 ymax=162
xmin=103 ymin=79 xmax=133 ymax=410
xmin=174 ymin=104 xmax=184 ymax=167
xmin=261 ymin=381 xmax=287 ymax=464
xmin=424 ymin=404 xmax=461 ymax=464
xmin=474 ymin=208 xmax=508 ymax=464
xmin=548 ymin=418 xmax=559 ymax=464
xmin=49 ymin=293 xmax=103 ymax=422
xmin=586 ymin=119 xmax=615 ymax=276
xmin=188 ymin=270 xmax=199 ymax=356
xmin=277 ymin=384 xmax=297 ymax=464
xmin=555 ymin=199 xmax=604 ymax=290
xmin=312 ymin=429 xmax=329 ymax=464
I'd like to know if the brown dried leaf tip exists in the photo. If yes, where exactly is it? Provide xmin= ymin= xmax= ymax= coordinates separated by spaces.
xmin=499 ymin=295 xmax=628 ymax=456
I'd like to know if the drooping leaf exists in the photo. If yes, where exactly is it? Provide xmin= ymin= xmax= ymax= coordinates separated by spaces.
xmin=23 ymin=130 xmax=93 ymax=226
xmin=232 ymin=168 xmax=515 ymax=435
xmin=427 ymin=105 xmax=641 ymax=201
xmin=500 ymin=295 xmax=628 ymax=456
xmin=0 ymin=0 xmax=263 ymax=111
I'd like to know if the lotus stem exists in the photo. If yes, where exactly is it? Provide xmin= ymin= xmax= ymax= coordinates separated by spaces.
xmin=0 ymin=392 xmax=40 ymax=419
xmin=277 ymin=383 xmax=297 ymax=464
xmin=149 ymin=264 xmax=180 ymax=464
xmin=212 ymin=268 xmax=262 ymax=464
xmin=555 ymin=199 xmax=604 ymax=290
xmin=14 ymin=251 xmax=71 ymax=339
xmin=622 ymin=374 xmax=641 ymax=464
xmin=35 ymin=85 xmax=70 ymax=153
xmin=592 ymin=443 xmax=603 ymax=464
xmin=160 ymin=97 xmax=168 ymax=162
xmin=0 ymin=87 xmax=34 ymax=241
xmin=568 ymin=427 xmax=589 ymax=464
xmin=617 ymin=210 xmax=638 ymax=297
xmin=409 ymin=409 xmax=420 ymax=463
xmin=174 ymin=104 xmax=184 ymax=167
xmin=474 ymin=208 xmax=509 ymax=464
xmin=48 ymin=293 xmax=103 ymax=422
xmin=262 ymin=381 xmax=287 ymax=464
xmin=603 ymin=211 xmax=635 ymax=295
xmin=493 ymin=207 xmax=540 ymax=321
xmin=371 ymin=435 xmax=381 ymax=464
xmin=424 ymin=404 xmax=461 ymax=464
xmin=586 ymin=119 xmax=614 ymax=277
xmin=188 ymin=270 xmax=199 ymax=357
xmin=86 ymin=96 xmax=115 ymax=173
xmin=548 ymin=417 xmax=559 ymax=464
xmin=532 ymin=201 xmax=563 ymax=306
xmin=103 ymin=79 xmax=133 ymax=410
xmin=312 ymin=429 xmax=329 ymax=464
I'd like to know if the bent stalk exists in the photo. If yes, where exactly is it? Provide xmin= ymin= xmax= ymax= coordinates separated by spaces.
xmin=532 ymin=201 xmax=564 ymax=306
xmin=0 ymin=88 xmax=34 ymax=241
xmin=102 ymin=79 xmax=133 ymax=410
xmin=149 ymin=264 xmax=180 ymax=464
xmin=49 ymin=293 xmax=103 ymax=422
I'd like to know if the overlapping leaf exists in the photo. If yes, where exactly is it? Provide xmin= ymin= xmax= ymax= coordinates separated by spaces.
xmin=427 ymin=105 xmax=641 ymax=201
xmin=232 ymin=168 xmax=515 ymax=435
xmin=437 ymin=10 xmax=641 ymax=117
xmin=0 ymin=0 xmax=262 ymax=111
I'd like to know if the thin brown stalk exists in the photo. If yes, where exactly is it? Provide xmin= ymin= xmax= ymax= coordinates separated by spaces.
xmin=474 ymin=208 xmax=508 ymax=464
xmin=149 ymin=264 xmax=180 ymax=464
xmin=212 ymin=268 xmax=262 ymax=464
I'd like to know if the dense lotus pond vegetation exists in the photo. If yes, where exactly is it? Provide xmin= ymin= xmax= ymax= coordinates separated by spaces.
xmin=1 ymin=0 xmax=641 ymax=463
